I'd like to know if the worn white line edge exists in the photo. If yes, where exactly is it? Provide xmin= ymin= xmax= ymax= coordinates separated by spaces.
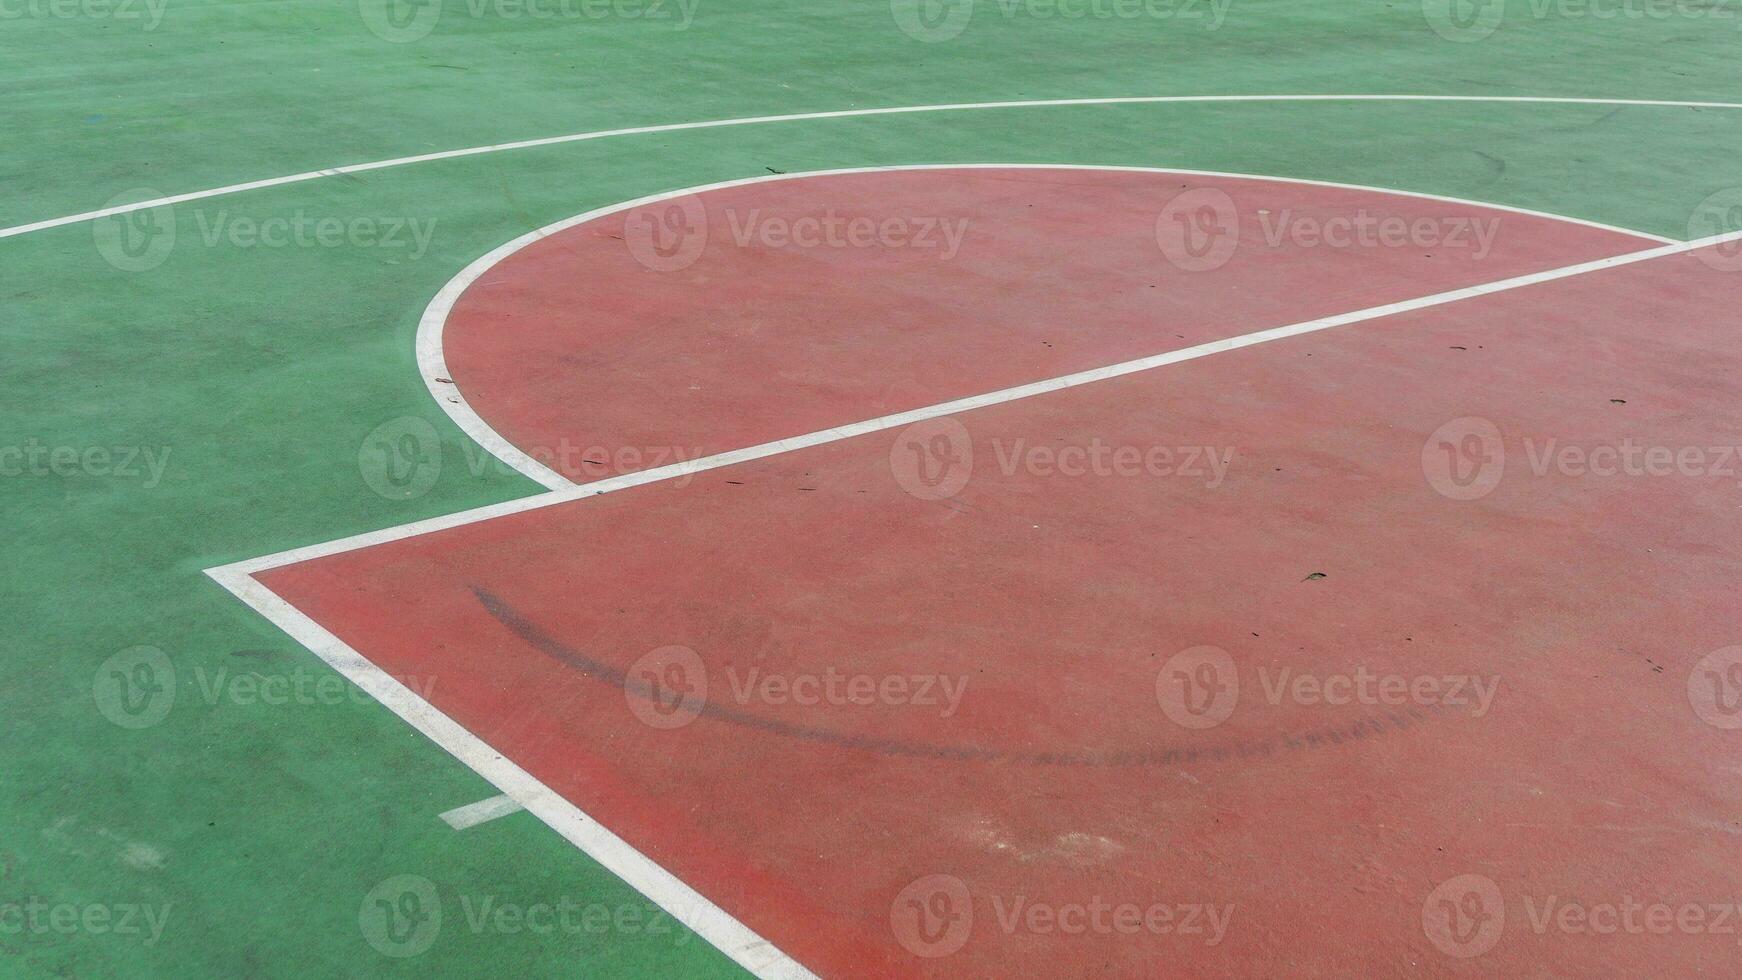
xmin=417 ymin=162 xmax=1674 ymax=490
xmin=7 ymin=92 xmax=1736 ymax=242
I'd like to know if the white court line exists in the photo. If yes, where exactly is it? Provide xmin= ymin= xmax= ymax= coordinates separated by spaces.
xmin=438 ymin=793 xmax=525 ymax=830
xmin=5 ymin=93 xmax=1739 ymax=243
xmin=418 ymin=163 xmax=1672 ymax=491
xmin=208 ymin=225 xmax=1742 ymax=980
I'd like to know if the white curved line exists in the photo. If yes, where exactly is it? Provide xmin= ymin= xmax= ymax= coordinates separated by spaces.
xmin=5 ymin=93 xmax=1738 ymax=242
xmin=418 ymin=248 xmax=574 ymax=489
xmin=418 ymin=162 xmax=1671 ymax=490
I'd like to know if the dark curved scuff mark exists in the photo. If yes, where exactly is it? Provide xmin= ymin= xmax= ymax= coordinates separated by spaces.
xmin=473 ymin=586 xmax=1439 ymax=767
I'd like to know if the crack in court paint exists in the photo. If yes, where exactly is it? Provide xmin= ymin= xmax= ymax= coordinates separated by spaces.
xmin=473 ymin=586 xmax=1443 ymax=767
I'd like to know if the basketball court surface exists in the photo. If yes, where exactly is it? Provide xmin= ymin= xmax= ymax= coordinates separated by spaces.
xmin=7 ymin=3 xmax=1742 ymax=977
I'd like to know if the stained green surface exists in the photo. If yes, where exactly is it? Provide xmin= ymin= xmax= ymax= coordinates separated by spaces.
xmin=3 ymin=0 xmax=1742 ymax=975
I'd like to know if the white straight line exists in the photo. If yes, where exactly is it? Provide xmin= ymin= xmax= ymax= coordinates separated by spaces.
xmin=438 ymin=793 xmax=526 ymax=830
xmin=209 ymin=225 xmax=1742 ymax=582
xmin=6 ymin=93 xmax=1738 ymax=242
xmin=205 ymin=564 xmax=818 ymax=980
xmin=416 ymin=164 xmax=1672 ymax=494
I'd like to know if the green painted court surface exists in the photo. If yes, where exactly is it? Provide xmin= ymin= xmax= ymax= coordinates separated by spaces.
xmin=6 ymin=0 xmax=1742 ymax=975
